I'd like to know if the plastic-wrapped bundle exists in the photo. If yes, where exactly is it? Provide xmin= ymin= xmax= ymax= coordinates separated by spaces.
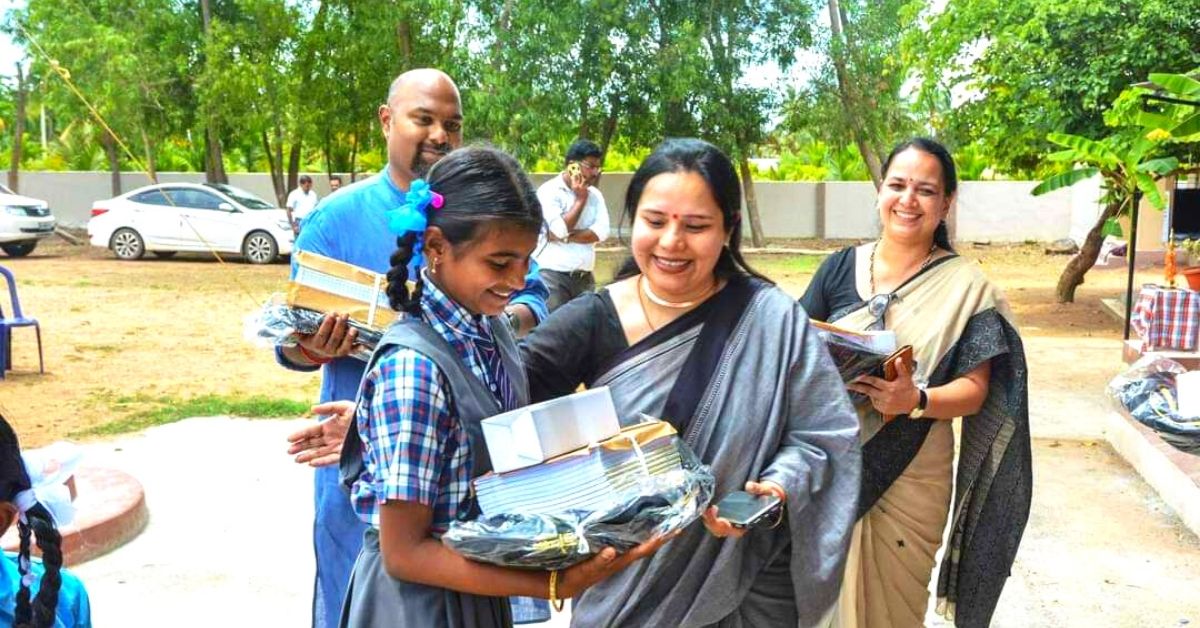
xmin=245 ymin=296 xmax=382 ymax=362
xmin=244 ymin=251 xmax=399 ymax=362
xmin=1107 ymin=356 xmax=1200 ymax=454
xmin=442 ymin=421 xmax=714 ymax=570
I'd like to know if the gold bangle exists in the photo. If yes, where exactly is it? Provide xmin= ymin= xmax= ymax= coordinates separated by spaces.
xmin=548 ymin=569 xmax=565 ymax=612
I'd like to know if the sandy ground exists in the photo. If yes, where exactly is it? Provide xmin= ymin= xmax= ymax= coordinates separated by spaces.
xmin=4 ymin=238 xmax=1199 ymax=626
xmin=0 ymin=238 xmax=1145 ymax=444
xmin=64 ymin=419 xmax=1199 ymax=628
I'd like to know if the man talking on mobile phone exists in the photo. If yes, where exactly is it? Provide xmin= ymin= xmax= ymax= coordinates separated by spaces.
xmin=534 ymin=138 xmax=610 ymax=312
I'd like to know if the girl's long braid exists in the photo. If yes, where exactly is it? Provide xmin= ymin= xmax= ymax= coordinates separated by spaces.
xmin=15 ymin=503 xmax=62 ymax=628
xmin=385 ymin=232 xmax=424 ymax=315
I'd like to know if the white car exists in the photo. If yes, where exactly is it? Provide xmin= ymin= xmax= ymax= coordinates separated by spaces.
xmin=88 ymin=182 xmax=295 ymax=264
xmin=0 ymin=183 xmax=57 ymax=258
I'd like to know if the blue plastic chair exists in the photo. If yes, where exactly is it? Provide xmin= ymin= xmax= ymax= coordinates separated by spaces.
xmin=0 ymin=265 xmax=44 ymax=378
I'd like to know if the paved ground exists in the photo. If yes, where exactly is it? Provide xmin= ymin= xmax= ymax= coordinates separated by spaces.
xmin=65 ymin=337 xmax=1200 ymax=627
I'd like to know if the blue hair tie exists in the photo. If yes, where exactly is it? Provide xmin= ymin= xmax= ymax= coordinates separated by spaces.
xmin=385 ymin=179 xmax=445 ymax=270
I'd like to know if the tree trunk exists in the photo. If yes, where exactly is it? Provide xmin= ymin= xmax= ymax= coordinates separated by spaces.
xmin=737 ymin=154 xmax=765 ymax=248
xmin=287 ymin=142 xmax=301 ymax=196
xmin=323 ymin=128 xmax=333 ymax=180
xmin=396 ymin=20 xmax=413 ymax=68
xmin=140 ymin=125 xmax=158 ymax=183
xmin=101 ymin=129 xmax=122 ymax=197
xmin=204 ymin=127 xmax=227 ymax=183
xmin=7 ymin=63 xmax=26 ymax=192
xmin=263 ymin=130 xmax=286 ymax=206
xmin=827 ymin=0 xmax=882 ymax=186
xmin=349 ymin=126 xmax=360 ymax=181
xmin=599 ymin=110 xmax=619 ymax=157
xmin=199 ymin=0 xmax=227 ymax=184
xmin=1055 ymin=198 xmax=1122 ymax=303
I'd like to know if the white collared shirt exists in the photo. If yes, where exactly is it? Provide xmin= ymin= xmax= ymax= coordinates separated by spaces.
xmin=533 ymin=175 xmax=609 ymax=272
xmin=287 ymin=187 xmax=319 ymax=219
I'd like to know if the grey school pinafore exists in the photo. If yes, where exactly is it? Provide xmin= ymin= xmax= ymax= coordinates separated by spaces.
xmin=337 ymin=315 xmax=529 ymax=628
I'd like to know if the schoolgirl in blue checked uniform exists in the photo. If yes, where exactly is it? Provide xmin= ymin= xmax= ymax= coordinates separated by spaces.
xmin=337 ymin=146 xmax=670 ymax=628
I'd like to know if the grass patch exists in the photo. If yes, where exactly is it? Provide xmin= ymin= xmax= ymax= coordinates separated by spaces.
xmin=754 ymin=254 xmax=823 ymax=275
xmin=73 ymin=393 xmax=310 ymax=437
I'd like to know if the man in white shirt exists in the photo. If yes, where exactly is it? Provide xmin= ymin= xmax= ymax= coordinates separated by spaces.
xmin=534 ymin=139 xmax=610 ymax=312
xmin=285 ymin=174 xmax=319 ymax=233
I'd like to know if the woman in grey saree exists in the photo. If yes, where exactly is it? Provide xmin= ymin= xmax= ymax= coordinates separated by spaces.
xmin=800 ymin=138 xmax=1031 ymax=628
xmin=521 ymin=139 xmax=862 ymax=627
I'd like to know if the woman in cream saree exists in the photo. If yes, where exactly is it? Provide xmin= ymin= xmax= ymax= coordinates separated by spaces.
xmin=802 ymin=138 xmax=1031 ymax=628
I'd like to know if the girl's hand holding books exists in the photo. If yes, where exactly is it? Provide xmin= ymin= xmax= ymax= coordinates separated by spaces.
xmin=557 ymin=531 xmax=680 ymax=598
xmin=297 ymin=312 xmax=360 ymax=360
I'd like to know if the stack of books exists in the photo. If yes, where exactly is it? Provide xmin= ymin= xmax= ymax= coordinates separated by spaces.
xmin=288 ymin=251 xmax=397 ymax=332
xmin=475 ymin=421 xmax=682 ymax=517
xmin=444 ymin=418 xmax=713 ymax=569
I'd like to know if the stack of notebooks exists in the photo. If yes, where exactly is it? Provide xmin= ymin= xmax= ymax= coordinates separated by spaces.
xmin=287 ymin=250 xmax=397 ymax=332
xmin=475 ymin=421 xmax=683 ymax=517
xmin=444 ymin=419 xmax=714 ymax=569
xmin=246 ymin=251 xmax=396 ymax=361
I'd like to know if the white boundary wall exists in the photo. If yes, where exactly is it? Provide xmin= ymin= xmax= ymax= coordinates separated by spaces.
xmin=12 ymin=170 xmax=1099 ymax=243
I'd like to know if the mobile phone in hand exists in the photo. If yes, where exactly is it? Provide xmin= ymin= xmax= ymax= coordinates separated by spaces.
xmin=714 ymin=491 xmax=783 ymax=529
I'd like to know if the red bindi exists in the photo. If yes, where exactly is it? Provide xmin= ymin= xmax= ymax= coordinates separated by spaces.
xmin=670 ymin=213 xmax=681 ymax=220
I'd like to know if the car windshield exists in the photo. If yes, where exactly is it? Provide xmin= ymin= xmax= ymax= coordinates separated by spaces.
xmin=0 ymin=183 xmax=14 ymax=195
xmin=202 ymin=183 xmax=275 ymax=210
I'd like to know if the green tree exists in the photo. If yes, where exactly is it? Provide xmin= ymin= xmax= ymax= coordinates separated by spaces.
xmin=693 ymin=0 xmax=816 ymax=246
xmin=1031 ymin=73 xmax=1200 ymax=302
xmin=921 ymin=0 xmax=1200 ymax=175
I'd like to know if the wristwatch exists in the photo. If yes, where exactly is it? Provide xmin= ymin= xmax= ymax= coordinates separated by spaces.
xmin=909 ymin=388 xmax=929 ymax=419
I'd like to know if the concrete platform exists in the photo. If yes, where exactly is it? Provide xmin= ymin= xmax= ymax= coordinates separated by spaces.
xmin=1 ymin=466 xmax=148 ymax=566
xmin=1121 ymin=338 xmax=1200 ymax=369
xmin=1104 ymin=407 xmax=1200 ymax=538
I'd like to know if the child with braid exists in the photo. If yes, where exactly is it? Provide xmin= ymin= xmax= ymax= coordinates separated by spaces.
xmin=1 ymin=413 xmax=91 ymax=628
xmin=338 ymin=146 xmax=671 ymax=627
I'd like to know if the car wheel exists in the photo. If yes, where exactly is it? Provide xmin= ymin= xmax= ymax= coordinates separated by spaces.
xmin=110 ymin=228 xmax=145 ymax=260
xmin=0 ymin=241 xmax=37 ymax=258
xmin=242 ymin=231 xmax=278 ymax=264
xmin=152 ymin=251 xmax=177 ymax=259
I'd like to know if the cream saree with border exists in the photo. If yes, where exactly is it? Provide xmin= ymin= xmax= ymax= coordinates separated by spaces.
xmin=826 ymin=255 xmax=1031 ymax=628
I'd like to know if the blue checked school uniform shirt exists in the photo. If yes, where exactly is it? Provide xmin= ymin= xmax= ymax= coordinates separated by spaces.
xmin=276 ymin=169 xmax=547 ymax=628
xmin=350 ymin=276 xmax=520 ymax=533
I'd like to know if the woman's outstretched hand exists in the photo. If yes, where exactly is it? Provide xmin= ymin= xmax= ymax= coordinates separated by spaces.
xmin=848 ymin=358 xmax=920 ymax=417
xmin=558 ymin=531 xmax=679 ymax=598
xmin=702 ymin=480 xmax=787 ymax=539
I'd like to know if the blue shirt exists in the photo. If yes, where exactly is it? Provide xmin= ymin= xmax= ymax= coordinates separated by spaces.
xmin=276 ymin=168 xmax=548 ymax=407
xmin=351 ymin=278 xmax=517 ymax=534
xmin=1 ymin=552 xmax=91 ymax=627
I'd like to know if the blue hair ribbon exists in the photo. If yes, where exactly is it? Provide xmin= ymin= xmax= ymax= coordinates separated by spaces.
xmin=385 ymin=178 xmax=444 ymax=270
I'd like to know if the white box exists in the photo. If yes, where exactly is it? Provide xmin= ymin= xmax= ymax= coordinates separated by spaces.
xmin=481 ymin=387 xmax=621 ymax=473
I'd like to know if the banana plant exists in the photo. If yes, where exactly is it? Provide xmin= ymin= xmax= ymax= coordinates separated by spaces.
xmin=1146 ymin=72 xmax=1200 ymax=140
xmin=1032 ymin=131 xmax=1179 ymax=303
